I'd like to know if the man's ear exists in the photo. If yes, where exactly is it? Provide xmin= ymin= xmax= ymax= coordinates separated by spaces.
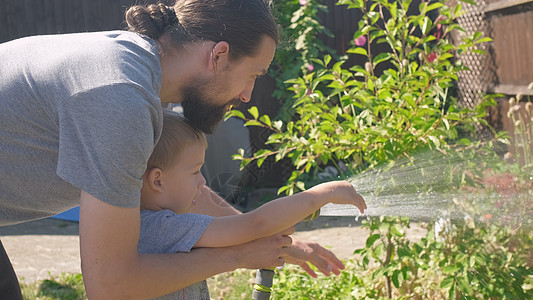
xmin=144 ymin=168 xmax=164 ymax=192
xmin=208 ymin=41 xmax=230 ymax=73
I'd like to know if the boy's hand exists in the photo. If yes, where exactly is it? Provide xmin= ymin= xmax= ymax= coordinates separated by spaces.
xmin=311 ymin=181 xmax=367 ymax=214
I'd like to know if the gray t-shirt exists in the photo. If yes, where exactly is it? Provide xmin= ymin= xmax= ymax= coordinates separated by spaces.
xmin=0 ymin=31 xmax=163 ymax=225
xmin=139 ymin=209 xmax=214 ymax=300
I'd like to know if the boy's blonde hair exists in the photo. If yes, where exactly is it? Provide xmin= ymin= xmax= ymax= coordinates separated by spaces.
xmin=146 ymin=110 xmax=207 ymax=171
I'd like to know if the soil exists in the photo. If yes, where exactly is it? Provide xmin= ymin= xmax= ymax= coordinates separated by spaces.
xmin=0 ymin=216 xmax=427 ymax=284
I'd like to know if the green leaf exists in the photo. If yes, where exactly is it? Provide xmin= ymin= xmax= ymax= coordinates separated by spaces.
xmin=422 ymin=16 xmax=432 ymax=35
xmin=366 ymin=234 xmax=381 ymax=248
xmin=397 ymin=247 xmax=411 ymax=257
xmin=428 ymin=135 xmax=441 ymax=148
xmin=225 ymin=109 xmax=246 ymax=120
xmin=453 ymin=3 xmax=463 ymax=17
xmin=277 ymin=185 xmax=290 ymax=195
xmin=442 ymin=266 xmax=460 ymax=274
xmin=259 ymin=115 xmax=272 ymax=127
xmin=296 ymin=158 xmax=308 ymax=169
xmin=248 ymin=106 xmax=259 ymax=119
xmin=295 ymin=181 xmax=306 ymax=191
xmin=427 ymin=2 xmax=444 ymax=12
xmin=442 ymin=118 xmax=450 ymax=130
xmin=392 ymin=270 xmax=401 ymax=288
xmin=390 ymin=224 xmax=405 ymax=237
xmin=245 ymin=120 xmax=263 ymax=127
xmin=347 ymin=47 xmax=368 ymax=56
xmin=373 ymin=53 xmax=391 ymax=66
xmin=257 ymin=156 xmax=267 ymax=168
xmin=475 ymin=37 xmax=492 ymax=44
xmin=441 ymin=277 xmax=454 ymax=289
xmin=373 ymin=242 xmax=385 ymax=258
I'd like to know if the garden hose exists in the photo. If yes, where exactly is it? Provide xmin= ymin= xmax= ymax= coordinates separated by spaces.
xmin=252 ymin=268 xmax=274 ymax=300
xmin=252 ymin=209 xmax=320 ymax=300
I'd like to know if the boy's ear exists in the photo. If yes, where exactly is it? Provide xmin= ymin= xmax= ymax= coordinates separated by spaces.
xmin=144 ymin=168 xmax=164 ymax=192
xmin=208 ymin=41 xmax=230 ymax=73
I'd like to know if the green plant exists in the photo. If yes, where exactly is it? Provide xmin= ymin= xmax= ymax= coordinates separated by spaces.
xmin=347 ymin=216 xmax=533 ymax=299
xmin=229 ymin=0 xmax=496 ymax=196
xmin=506 ymin=88 xmax=533 ymax=175
xmin=20 ymin=273 xmax=86 ymax=300
xmin=207 ymin=269 xmax=255 ymax=299
xmin=270 ymin=0 xmax=336 ymax=121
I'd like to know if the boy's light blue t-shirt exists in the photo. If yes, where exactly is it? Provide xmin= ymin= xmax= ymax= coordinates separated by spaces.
xmin=139 ymin=209 xmax=214 ymax=299
xmin=0 ymin=31 xmax=163 ymax=225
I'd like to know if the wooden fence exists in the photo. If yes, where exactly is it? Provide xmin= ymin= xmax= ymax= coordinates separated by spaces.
xmin=483 ymin=0 xmax=533 ymax=162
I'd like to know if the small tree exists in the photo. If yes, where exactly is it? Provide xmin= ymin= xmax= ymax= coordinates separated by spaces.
xmin=228 ymin=0 xmax=496 ymax=195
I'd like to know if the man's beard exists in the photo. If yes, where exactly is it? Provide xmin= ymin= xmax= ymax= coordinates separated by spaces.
xmin=181 ymin=85 xmax=240 ymax=134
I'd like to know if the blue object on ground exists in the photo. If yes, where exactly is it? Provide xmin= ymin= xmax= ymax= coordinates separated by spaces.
xmin=51 ymin=206 xmax=80 ymax=222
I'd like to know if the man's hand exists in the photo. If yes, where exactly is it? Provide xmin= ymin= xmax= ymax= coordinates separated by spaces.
xmin=283 ymin=239 xmax=345 ymax=278
xmin=228 ymin=227 xmax=294 ymax=270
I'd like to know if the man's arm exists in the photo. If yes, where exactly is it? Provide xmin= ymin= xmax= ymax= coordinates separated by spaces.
xmin=79 ymin=191 xmax=291 ymax=299
xmin=190 ymin=185 xmax=353 ymax=277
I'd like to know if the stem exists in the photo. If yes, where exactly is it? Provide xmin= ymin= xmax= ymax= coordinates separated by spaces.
xmin=378 ymin=3 xmax=401 ymax=65
xmin=384 ymin=233 xmax=393 ymax=298
xmin=413 ymin=74 xmax=435 ymax=109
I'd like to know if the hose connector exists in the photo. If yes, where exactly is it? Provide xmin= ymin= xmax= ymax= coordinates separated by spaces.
xmin=252 ymin=268 xmax=274 ymax=300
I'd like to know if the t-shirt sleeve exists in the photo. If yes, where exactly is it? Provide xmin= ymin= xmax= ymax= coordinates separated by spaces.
xmin=138 ymin=210 xmax=214 ymax=254
xmin=56 ymin=83 xmax=162 ymax=208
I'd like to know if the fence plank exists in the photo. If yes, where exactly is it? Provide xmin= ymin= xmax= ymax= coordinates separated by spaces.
xmin=485 ymin=0 xmax=533 ymax=12
xmin=490 ymin=9 xmax=533 ymax=86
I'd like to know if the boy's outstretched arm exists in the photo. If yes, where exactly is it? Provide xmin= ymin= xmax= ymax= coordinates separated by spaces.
xmin=195 ymin=181 xmax=366 ymax=248
xmin=191 ymin=184 xmax=363 ymax=277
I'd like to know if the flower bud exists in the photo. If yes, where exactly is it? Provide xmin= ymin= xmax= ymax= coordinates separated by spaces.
xmin=365 ymin=62 xmax=372 ymax=73
xmin=354 ymin=35 xmax=367 ymax=47
xmin=528 ymin=82 xmax=533 ymax=90
xmin=516 ymin=93 xmax=524 ymax=102
xmin=525 ymin=102 xmax=532 ymax=113
xmin=509 ymin=97 xmax=516 ymax=106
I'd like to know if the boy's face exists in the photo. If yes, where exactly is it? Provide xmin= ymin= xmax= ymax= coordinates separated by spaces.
xmin=158 ymin=142 xmax=207 ymax=214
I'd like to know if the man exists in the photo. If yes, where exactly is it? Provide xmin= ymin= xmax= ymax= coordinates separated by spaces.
xmin=0 ymin=1 xmax=353 ymax=298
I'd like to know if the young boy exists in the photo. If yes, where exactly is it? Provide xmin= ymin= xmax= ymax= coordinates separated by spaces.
xmin=138 ymin=110 xmax=367 ymax=299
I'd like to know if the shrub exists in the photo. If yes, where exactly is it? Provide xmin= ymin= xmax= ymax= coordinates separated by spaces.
xmin=229 ymin=0 xmax=496 ymax=196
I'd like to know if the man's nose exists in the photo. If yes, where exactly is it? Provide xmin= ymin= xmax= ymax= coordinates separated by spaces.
xmin=239 ymin=81 xmax=256 ymax=103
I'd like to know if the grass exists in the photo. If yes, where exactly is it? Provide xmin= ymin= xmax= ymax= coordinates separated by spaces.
xmin=20 ymin=273 xmax=86 ymax=300
xmin=19 ymin=269 xmax=264 ymax=300
xmin=19 ymin=270 xmax=255 ymax=300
